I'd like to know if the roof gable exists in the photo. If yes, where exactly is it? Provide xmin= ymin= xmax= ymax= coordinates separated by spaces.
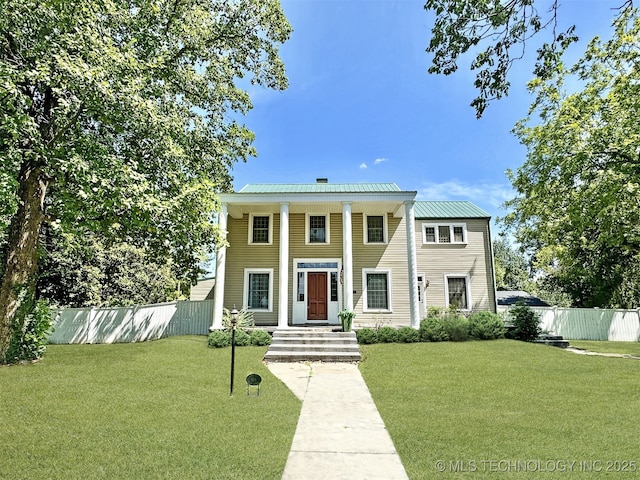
xmin=414 ymin=201 xmax=490 ymax=219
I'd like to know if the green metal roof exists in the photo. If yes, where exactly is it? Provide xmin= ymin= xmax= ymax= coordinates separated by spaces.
xmin=414 ymin=201 xmax=490 ymax=219
xmin=238 ymin=183 xmax=403 ymax=193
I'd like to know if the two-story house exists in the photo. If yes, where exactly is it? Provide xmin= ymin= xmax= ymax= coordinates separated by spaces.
xmin=209 ymin=180 xmax=496 ymax=330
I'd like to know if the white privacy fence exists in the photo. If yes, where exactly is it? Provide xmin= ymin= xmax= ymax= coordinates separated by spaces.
xmin=49 ymin=301 xmax=640 ymax=344
xmin=48 ymin=300 xmax=214 ymax=344
xmin=503 ymin=306 xmax=640 ymax=341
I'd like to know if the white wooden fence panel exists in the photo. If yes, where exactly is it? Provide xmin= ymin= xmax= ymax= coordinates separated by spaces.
xmin=504 ymin=306 xmax=640 ymax=341
xmin=48 ymin=301 xmax=214 ymax=344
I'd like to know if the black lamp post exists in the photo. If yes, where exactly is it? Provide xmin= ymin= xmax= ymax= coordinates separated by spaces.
xmin=229 ymin=306 xmax=238 ymax=396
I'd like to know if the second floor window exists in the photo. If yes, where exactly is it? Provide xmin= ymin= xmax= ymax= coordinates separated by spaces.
xmin=422 ymin=223 xmax=467 ymax=244
xmin=252 ymin=215 xmax=270 ymax=243
xmin=367 ymin=215 xmax=385 ymax=243
xmin=309 ymin=215 xmax=326 ymax=243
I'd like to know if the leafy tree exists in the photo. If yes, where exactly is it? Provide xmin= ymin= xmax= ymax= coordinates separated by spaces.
xmin=503 ymin=8 xmax=640 ymax=308
xmin=424 ymin=0 xmax=632 ymax=117
xmin=37 ymin=232 xmax=185 ymax=307
xmin=493 ymin=237 xmax=530 ymax=291
xmin=0 ymin=0 xmax=291 ymax=363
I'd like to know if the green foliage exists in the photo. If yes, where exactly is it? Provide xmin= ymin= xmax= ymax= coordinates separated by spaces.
xmin=249 ymin=329 xmax=272 ymax=347
xmin=233 ymin=330 xmax=251 ymax=347
xmin=37 ymin=232 xmax=183 ymax=307
xmin=396 ymin=326 xmax=420 ymax=343
xmin=207 ymin=330 xmax=231 ymax=348
xmin=425 ymin=0 xmax=586 ymax=117
xmin=4 ymin=289 xmax=54 ymax=364
xmin=504 ymin=8 xmax=640 ymax=308
xmin=222 ymin=307 xmax=255 ymax=332
xmin=506 ymin=303 xmax=541 ymax=342
xmin=355 ymin=328 xmax=378 ymax=345
xmin=442 ymin=313 xmax=469 ymax=342
xmin=468 ymin=311 xmax=506 ymax=340
xmin=338 ymin=309 xmax=356 ymax=332
xmin=493 ymin=237 xmax=530 ymax=291
xmin=0 ymin=0 xmax=292 ymax=358
xmin=376 ymin=326 xmax=399 ymax=343
xmin=426 ymin=306 xmax=444 ymax=319
xmin=419 ymin=316 xmax=448 ymax=342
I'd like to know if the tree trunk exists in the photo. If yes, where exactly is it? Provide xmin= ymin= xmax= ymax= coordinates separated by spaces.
xmin=0 ymin=158 xmax=48 ymax=361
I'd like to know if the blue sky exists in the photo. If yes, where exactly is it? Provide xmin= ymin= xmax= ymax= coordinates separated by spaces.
xmin=230 ymin=0 xmax=620 ymax=235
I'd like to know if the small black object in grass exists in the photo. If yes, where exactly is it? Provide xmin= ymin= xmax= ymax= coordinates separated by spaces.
xmin=246 ymin=374 xmax=262 ymax=397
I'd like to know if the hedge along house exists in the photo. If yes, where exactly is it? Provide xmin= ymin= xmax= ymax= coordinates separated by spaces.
xmin=209 ymin=180 xmax=496 ymax=330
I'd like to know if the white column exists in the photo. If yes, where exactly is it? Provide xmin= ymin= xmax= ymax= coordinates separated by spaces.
xmin=405 ymin=201 xmax=420 ymax=328
xmin=211 ymin=204 xmax=228 ymax=330
xmin=342 ymin=202 xmax=354 ymax=311
xmin=278 ymin=203 xmax=290 ymax=328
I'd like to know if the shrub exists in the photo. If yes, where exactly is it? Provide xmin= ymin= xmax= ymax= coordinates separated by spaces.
xmin=506 ymin=303 xmax=541 ymax=342
xmin=222 ymin=307 xmax=254 ymax=332
xmin=249 ymin=329 xmax=272 ymax=346
xmin=207 ymin=330 xmax=231 ymax=348
xmin=468 ymin=311 xmax=506 ymax=340
xmin=4 ymin=292 xmax=54 ymax=364
xmin=397 ymin=326 xmax=419 ymax=343
xmin=233 ymin=330 xmax=251 ymax=346
xmin=443 ymin=313 xmax=469 ymax=342
xmin=376 ymin=326 xmax=398 ymax=343
xmin=419 ymin=317 xmax=448 ymax=342
xmin=356 ymin=328 xmax=378 ymax=344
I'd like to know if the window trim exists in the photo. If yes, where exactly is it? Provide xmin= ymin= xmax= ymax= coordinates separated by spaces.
xmin=305 ymin=213 xmax=330 ymax=245
xmin=363 ymin=214 xmax=388 ymax=244
xmin=422 ymin=223 xmax=467 ymax=245
xmin=362 ymin=268 xmax=393 ymax=313
xmin=248 ymin=213 xmax=273 ymax=245
xmin=444 ymin=273 xmax=472 ymax=311
xmin=243 ymin=268 xmax=274 ymax=312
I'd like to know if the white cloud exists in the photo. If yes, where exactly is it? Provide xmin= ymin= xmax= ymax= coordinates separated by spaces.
xmin=418 ymin=180 xmax=515 ymax=210
xmin=374 ymin=157 xmax=388 ymax=165
xmin=359 ymin=162 xmax=368 ymax=169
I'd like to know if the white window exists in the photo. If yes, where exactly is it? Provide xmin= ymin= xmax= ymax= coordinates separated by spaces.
xmin=422 ymin=223 xmax=467 ymax=244
xmin=248 ymin=213 xmax=273 ymax=245
xmin=362 ymin=269 xmax=392 ymax=312
xmin=364 ymin=214 xmax=387 ymax=244
xmin=306 ymin=213 xmax=330 ymax=244
xmin=444 ymin=274 xmax=471 ymax=310
xmin=243 ymin=268 xmax=273 ymax=312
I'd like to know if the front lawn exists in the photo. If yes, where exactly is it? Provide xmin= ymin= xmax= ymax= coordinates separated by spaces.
xmin=0 ymin=336 xmax=300 ymax=480
xmin=360 ymin=340 xmax=640 ymax=479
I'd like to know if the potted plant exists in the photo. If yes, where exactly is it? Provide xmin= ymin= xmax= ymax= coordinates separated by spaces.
xmin=338 ymin=309 xmax=356 ymax=332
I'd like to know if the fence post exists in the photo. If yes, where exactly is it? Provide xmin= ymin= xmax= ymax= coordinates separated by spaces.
xmin=88 ymin=307 xmax=96 ymax=344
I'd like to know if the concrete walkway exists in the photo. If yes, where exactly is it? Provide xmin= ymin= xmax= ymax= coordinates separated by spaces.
xmin=267 ymin=362 xmax=409 ymax=480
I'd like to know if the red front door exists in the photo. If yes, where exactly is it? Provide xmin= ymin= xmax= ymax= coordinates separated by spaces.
xmin=307 ymin=272 xmax=328 ymax=320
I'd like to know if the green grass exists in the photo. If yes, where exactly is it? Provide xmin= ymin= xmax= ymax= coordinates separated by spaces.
xmin=0 ymin=336 xmax=300 ymax=480
xmin=569 ymin=340 xmax=640 ymax=357
xmin=360 ymin=340 xmax=640 ymax=479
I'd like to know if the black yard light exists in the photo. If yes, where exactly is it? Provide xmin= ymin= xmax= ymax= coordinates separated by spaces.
xmin=229 ymin=306 xmax=238 ymax=396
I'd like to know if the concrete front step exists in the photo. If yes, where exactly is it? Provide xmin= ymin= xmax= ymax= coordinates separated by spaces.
xmin=268 ymin=344 xmax=361 ymax=353
xmin=535 ymin=334 xmax=570 ymax=348
xmin=265 ymin=329 xmax=361 ymax=363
